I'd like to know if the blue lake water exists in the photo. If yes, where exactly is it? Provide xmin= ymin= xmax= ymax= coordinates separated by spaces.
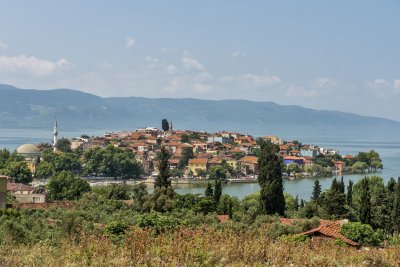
xmin=1 ymin=128 xmax=399 ymax=201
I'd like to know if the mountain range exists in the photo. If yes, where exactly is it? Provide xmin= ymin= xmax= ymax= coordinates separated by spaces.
xmin=1 ymin=84 xmax=400 ymax=141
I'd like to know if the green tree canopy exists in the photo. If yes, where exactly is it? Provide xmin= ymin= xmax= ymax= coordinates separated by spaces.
xmin=2 ymin=161 xmax=32 ymax=184
xmin=47 ymin=171 xmax=91 ymax=201
xmin=56 ymin=138 xmax=72 ymax=153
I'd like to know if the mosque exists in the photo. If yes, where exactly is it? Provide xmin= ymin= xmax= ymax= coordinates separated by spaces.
xmin=15 ymin=121 xmax=58 ymax=173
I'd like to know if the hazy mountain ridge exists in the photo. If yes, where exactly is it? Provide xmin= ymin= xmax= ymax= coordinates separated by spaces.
xmin=1 ymin=84 xmax=400 ymax=140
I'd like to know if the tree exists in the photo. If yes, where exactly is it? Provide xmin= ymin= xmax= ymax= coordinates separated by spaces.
xmin=179 ymin=147 xmax=194 ymax=169
xmin=338 ymin=176 xmax=345 ymax=194
xmin=311 ymin=180 xmax=321 ymax=203
xmin=351 ymin=162 xmax=368 ymax=173
xmin=218 ymin=195 xmax=239 ymax=217
xmin=205 ymin=182 xmax=214 ymax=197
xmin=131 ymin=183 xmax=149 ymax=211
xmin=47 ymin=171 xmax=91 ymax=201
xmin=180 ymin=134 xmax=190 ymax=143
xmin=56 ymin=138 xmax=72 ymax=152
xmin=214 ymin=179 xmax=222 ymax=204
xmin=161 ymin=119 xmax=170 ymax=131
xmin=359 ymin=178 xmax=371 ymax=225
xmin=209 ymin=165 xmax=227 ymax=181
xmin=35 ymin=161 xmax=54 ymax=179
xmin=286 ymin=163 xmax=301 ymax=175
xmin=155 ymin=147 xmax=171 ymax=189
xmin=320 ymin=178 xmax=347 ymax=218
xmin=3 ymin=161 xmax=32 ymax=184
xmin=82 ymin=146 xmax=142 ymax=178
xmin=107 ymin=183 xmax=130 ymax=200
xmin=346 ymin=180 xmax=353 ymax=206
xmin=258 ymin=140 xmax=285 ymax=215
xmin=392 ymin=177 xmax=400 ymax=233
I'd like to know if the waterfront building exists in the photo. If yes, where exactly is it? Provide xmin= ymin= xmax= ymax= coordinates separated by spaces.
xmin=188 ymin=158 xmax=208 ymax=176
xmin=240 ymin=156 xmax=259 ymax=175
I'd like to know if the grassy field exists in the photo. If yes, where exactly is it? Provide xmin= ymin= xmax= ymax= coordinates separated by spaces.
xmin=1 ymin=225 xmax=399 ymax=267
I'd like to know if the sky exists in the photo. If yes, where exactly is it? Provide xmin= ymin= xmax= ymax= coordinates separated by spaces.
xmin=0 ymin=1 xmax=400 ymax=121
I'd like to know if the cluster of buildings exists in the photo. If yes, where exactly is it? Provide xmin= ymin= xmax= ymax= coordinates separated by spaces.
xmin=73 ymin=126 xmax=347 ymax=178
xmin=0 ymin=175 xmax=46 ymax=207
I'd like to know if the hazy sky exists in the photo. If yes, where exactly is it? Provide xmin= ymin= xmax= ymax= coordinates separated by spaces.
xmin=1 ymin=1 xmax=399 ymax=121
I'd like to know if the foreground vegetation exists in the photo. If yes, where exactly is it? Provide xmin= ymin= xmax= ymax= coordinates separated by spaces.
xmin=1 ymin=140 xmax=399 ymax=265
xmin=1 ymin=226 xmax=400 ymax=266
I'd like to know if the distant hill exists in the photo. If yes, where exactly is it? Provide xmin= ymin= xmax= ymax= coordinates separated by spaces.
xmin=1 ymin=84 xmax=400 ymax=141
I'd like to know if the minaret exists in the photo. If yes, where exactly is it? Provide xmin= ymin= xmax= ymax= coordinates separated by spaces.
xmin=170 ymin=121 xmax=173 ymax=131
xmin=53 ymin=120 xmax=58 ymax=152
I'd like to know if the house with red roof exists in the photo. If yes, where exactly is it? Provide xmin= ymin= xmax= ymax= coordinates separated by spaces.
xmin=296 ymin=221 xmax=359 ymax=247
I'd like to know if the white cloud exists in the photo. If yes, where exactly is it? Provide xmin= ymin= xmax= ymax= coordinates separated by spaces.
xmin=221 ymin=73 xmax=281 ymax=87
xmin=313 ymin=78 xmax=336 ymax=88
xmin=181 ymin=57 xmax=204 ymax=71
xmin=0 ymin=54 xmax=72 ymax=76
xmin=365 ymin=79 xmax=392 ymax=97
xmin=285 ymin=85 xmax=318 ymax=97
xmin=166 ymin=65 xmax=178 ymax=75
xmin=232 ymin=50 xmax=246 ymax=59
xmin=393 ymin=79 xmax=400 ymax=93
xmin=194 ymin=72 xmax=213 ymax=83
xmin=163 ymin=75 xmax=186 ymax=94
xmin=0 ymin=41 xmax=8 ymax=51
xmin=125 ymin=36 xmax=135 ymax=48
xmin=193 ymin=82 xmax=214 ymax=94
xmin=145 ymin=56 xmax=160 ymax=63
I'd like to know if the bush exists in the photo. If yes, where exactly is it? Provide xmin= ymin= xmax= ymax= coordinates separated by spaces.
xmin=278 ymin=234 xmax=310 ymax=243
xmin=104 ymin=221 xmax=128 ymax=237
xmin=340 ymin=222 xmax=384 ymax=246
xmin=137 ymin=212 xmax=180 ymax=229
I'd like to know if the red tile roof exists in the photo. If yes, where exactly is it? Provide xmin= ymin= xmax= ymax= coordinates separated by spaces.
xmin=240 ymin=156 xmax=258 ymax=164
xmin=189 ymin=158 xmax=208 ymax=164
xmin=296 ymin=221 xmax=359 ymax=246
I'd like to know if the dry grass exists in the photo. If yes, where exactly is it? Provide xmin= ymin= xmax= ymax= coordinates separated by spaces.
xmin=0 ymin=225 xmax=399 ymax=266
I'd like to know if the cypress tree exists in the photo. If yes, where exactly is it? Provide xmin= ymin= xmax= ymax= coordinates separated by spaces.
xmin=300 ymin=199 xmax=305 ymax=208
xmin=205 ymin=182 xmax=214 ymax=197
xmin=214 ymin=179 xmax=222 ymax=204
xmin=339 ymin=176 xmax=345 ymax=194
xmin=161 ymin=119 xmax=170 ymax=131
xmin=391 ymin=177 xmax=400 ymax=233
xmin=359 ymin=177 xmax=372 ymax=225
xmin=258 ymin=140 xmax=285 ymax=215
xmin=155 ymin=146 xmax=171 ymax=189
xmin=346 ymin=180 xmax=353 ymax=206
xmin=294 ymin=194 xmax=299 ymax=211
xmin=331 ymin=178 xmax=339 ymax=192
xmin=311 ymin=179 xmax=321 ymax=203
xmin=320 ymin=177 xmax=347 ymax=218
xmin=387 ymin=178 xmax=396 ymax=233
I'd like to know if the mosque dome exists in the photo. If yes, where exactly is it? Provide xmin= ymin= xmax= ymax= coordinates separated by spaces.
xmin=16 ymin=144 xmax=40 ymax=155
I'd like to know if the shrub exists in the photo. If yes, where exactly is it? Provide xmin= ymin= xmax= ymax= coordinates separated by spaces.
xmin=340 ymin=222 xmax=384 ymax=246
xmin=278 ymin=234 xmax=310 ymax=243
xmin=104 ymin=221 xmax=128 ymax=237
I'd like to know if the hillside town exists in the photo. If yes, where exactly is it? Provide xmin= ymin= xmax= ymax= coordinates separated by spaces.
xmin=67 ymin=120 xmax=381 ymax=180
xmin=0 ymin=119 xmax=383 ymax=208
